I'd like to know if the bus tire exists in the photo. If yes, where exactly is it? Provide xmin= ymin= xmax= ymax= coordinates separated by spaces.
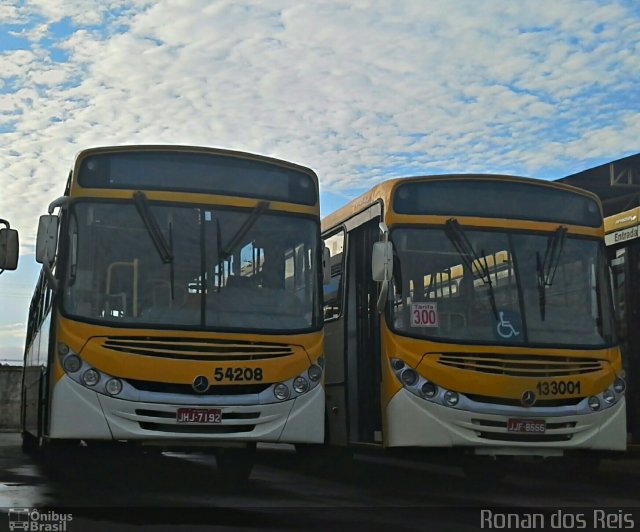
xmin=462 ymin=456 xmax=509 ymax=484
xmin=21 ymin=432 xmax=39 ymax=455
xmin=40 ymin=439 xmax=80 ymax=459
xmin=216 ymin=446 xmax=255 ymax=487
xmin=556 ymin=453 xmax=600 ymax=481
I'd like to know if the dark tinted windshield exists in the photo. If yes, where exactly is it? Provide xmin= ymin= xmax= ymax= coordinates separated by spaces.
xmin=389 ymin=226 xmax=615 ymax=347
xmin=63 ymin=201 xmax=321 ymax=332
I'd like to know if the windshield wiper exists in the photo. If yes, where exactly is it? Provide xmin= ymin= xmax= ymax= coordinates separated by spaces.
xmin=133 ymin=191 xmax=175 ymax=298
xmin=535 ymin=226 xmax=567 ymax=321
xmin=220 ymin=201 xmax=269 ymax=260
xmin=444 ymin=218 xmax=499 ymax=320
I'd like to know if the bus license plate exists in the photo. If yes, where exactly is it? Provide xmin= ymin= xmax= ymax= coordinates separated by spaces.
xmin=176 ymin=408 xmax=222 ymax=424
xmin=507 ymin=419 xmax=546 ymax=433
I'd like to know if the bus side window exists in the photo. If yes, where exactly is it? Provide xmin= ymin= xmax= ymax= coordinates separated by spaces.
xmin=323 ymin=230 xmax=345 ymax=321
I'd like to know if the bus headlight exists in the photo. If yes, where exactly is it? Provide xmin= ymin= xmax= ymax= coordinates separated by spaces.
xmin=105 ymin=378 xmax=123 ymax=396
xmin=58 ymin=343 xmax=70 ymax=356
xmin=293 ymin=377 xmax=309 ymax=394
xmin=421 ymin=381 xmax=438 ymax=399
xmin=614 ymin=377 xmax=626 ymax=394
xmin=82 ymin=369 xmax=100 ymax=387
xmin=61 ymin=356 xmax=129 ymax=398
xmin=444 ymin=390 xmax=459 ymax=407
xmin=401 ymin=368 xmax=418 ymax=386
xmin=274 ymin=383 xmax=290 ymax=401
xmin=391 ymin=358 xmax=450 ymax=405
xmin=603 ymin=389 xmax=615 ymax=405
xmin=308 ymin=365 xmax=322 ymax=382
xmin=588 ymin=396 xmax=601 ymax=411
xmin=63 ymin=355 xmax=82 ymax=373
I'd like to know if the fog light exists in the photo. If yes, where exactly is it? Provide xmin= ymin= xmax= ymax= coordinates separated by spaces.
xmin=82 ymin=369 xmax=100 ymax=387
xmin=105 ymin=378 xmax=123 ymax=396
xmin=588 ymin=396 xmax=601 ymax=411
xmin=421 ymin=381 xmax=437 ymax=398
xmin=391 ymin=358 xmax=405 ymax=371
xmin=603 ymin=389 xmax=615 ymax=404
xmin=401 ymin=368 xmax=418 ymax=386
xmin=274 ymin=383 xmax=290 ymax=401
xmin=58 ymin=343 xmax=70 ymax=356
xmin=308 ymin=365 xmax=322 ymax=382
xmin=63 ymin=355 xmax=81 ymax=373
xmin=614 ymin=377 xmax=626 ymax=394
xmin=444 ymin=390 xmax=459 ymax=406
xmin=293 ymin=376 xmax=309 ymax=393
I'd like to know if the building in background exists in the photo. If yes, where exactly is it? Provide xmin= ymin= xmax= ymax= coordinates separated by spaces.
xmin=558 ymin=153 xmax=640 ymax=446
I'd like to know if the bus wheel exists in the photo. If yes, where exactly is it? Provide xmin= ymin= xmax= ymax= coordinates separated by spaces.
xmin=40 ymin=439 xmax=80 ymax=459
xmin=295 ymin=443 xmax=353 ymax=473
xmin=462 ymin=456 xmax=509 ymax=484
xmin=294 ymin=443 xmax=325 ymax=460
xmin=21 ymin=432 xmax=39 ymax=454
xmin=555 ymin=453 xmax=600 ymax=481
xmin=216 ymin=446 xmax=255 ymax=487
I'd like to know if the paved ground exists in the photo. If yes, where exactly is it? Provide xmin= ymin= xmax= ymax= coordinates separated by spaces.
xmin=1 ymin=432 xmax=640 ymax=531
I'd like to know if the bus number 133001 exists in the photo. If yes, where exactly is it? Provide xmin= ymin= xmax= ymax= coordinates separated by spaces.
xmin=536 ymin=380 xmax=580 ymax=396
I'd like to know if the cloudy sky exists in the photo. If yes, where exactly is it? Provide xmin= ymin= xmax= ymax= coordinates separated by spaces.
xmin=0 ymin=0 xmax=639 ymax=363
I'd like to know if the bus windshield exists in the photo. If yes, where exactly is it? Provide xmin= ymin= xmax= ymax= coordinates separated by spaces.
xmin=389 ymin=226 xmax=615 ymax=347
xmin=62 ymin=201 xmax=321 ymax=332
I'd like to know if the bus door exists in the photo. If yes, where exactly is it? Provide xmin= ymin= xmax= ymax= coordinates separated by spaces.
xmin=345 ymin=219 xmax=382 ymax=444
xmin=611 ymin=243 xmax=640 ymax=443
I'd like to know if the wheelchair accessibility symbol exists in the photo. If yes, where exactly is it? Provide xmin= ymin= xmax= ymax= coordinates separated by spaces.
xmin=496 ymin=311 xmax=520 ymax=339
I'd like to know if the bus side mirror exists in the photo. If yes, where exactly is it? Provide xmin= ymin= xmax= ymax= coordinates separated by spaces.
xmin=372 ymin=241 xmax=393 ymax=282
xmin=0 ymin=227 xmax=19 ymax=270
xmin=322 ymin=247 xmax=331 ymax=285
xmin=36 ymin=215 xmax=59 ymax=264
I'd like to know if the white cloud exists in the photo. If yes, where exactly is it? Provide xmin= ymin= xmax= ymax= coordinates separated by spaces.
xmin=14 ymin=0 xmax=145 ymax=26
xmin=0 ymin=0 xmax=638 ymax=256
xmin=11 ymin=23 xmax=50 ymax=43
xmin=0 ymin=322 xmax=27 ymax=341
xmin=0 ymin=2 xmax=25 ymax=24
xmin=0 ymin=321 xmax=27 ymax=364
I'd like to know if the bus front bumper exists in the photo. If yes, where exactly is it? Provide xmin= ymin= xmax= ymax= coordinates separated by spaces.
xmin=48 ymin=374 xmax=324 ymax=445
xmin=385 ymin=388 xmax=626 ymax=454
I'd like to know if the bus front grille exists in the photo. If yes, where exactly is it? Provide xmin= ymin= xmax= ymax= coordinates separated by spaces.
xmin=437 ymin=353 xmax=603 ymax=377
xmin=477 ymin=432 xmax=573 ymax=443
xmin=135 ymin=409 xmax=259 ymax=434
xmin=128 ymin=379 xmax=271 ymax=396
xmin=466 ymin=394 xmax=584 ymax=407
xmin=471 ymin=418 xmax=577 ymax=443
xmin=138 ymin=422 xmax=255 ymax=434
xmin=135 ymin=409 xmax=260 ymax=420
xmin=102 ymin=336 xmax=294 ymax=361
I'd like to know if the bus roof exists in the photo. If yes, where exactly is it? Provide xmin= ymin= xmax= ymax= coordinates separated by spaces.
xmin=71 ymin=144 xmax=318 ymax=178
xmin=66 ymin=145 xmax=319 ymax=207
xmin=322 ymin=173 xmax=600 ymax=232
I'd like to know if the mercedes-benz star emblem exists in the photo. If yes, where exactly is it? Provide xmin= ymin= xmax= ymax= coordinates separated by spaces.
xmin=521 ymin=390 xmax=536 ymax=407
xmin=192 ymin=375 xmax=210 ymax=394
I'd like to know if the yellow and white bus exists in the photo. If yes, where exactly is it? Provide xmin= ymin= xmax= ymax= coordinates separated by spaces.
xmin=605 ymin=206 xmax=640 ymax=444
xmin=322 ymin=174 xmax=625 ymax=474
xmin=22 ymin=145 xmax=325 ymax=481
